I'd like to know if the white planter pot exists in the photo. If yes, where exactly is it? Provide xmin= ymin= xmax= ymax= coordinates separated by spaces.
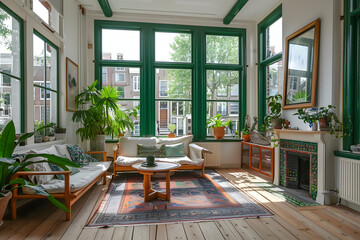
xmin=55 ymin=133 xmax=66 ymax=140
xmin=90 ymin=135 xmax=106 ymax=151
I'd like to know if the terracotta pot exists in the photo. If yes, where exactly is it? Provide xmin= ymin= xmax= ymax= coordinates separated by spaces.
xmin=42 ymin=136 xmax=49 ymax=142
xmin=168 ymin=133 xmax=176 ymax=138
xmin=117 ymin=132 xmax=125 ymax=138
xmin=242 ymin=134 xmax=250 ymax=142
xmin=213 ymin=126 xmax=225 ymax=140
xmin=318 ymin=118 xmax=327 ymax=129
xmin=0 ymin=191 xmax=12 ymax=226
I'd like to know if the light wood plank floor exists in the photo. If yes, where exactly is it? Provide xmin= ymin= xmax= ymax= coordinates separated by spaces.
xmin=1 ymin=168 xmax=360 ymax=240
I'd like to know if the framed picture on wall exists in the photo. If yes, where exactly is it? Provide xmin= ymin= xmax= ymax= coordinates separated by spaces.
xmin=66 ymin=57 xmax=79 ymax=112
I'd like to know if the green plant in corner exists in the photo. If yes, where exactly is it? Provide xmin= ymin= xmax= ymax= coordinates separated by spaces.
xmin=0 ymin=120 xmax=79 ymax=222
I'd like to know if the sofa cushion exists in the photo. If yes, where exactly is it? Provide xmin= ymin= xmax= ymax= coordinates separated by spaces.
xmin=156 ymin=135 xmax=193 ymax=156
xmin=54 ymin=145 xmax=72 ymax=160
xmin=27 ymin=146 xmax=58 ymax=184
xmin=137 ymin=144 xmax=165 ymax=157
xmin=23 ymin=162 xmax=111 ymax=194
xmin=67 ymin=145 xmax=89 ymax=167
xmin=115 ymin=156 xmax=204 ymax=167
xmin=49 ymin=154 xmax=80 ymax=180
xmin=165 ymin=143 xmax=185 ymax=157
xmin=119 ymin=137 xmax=157 ymax=157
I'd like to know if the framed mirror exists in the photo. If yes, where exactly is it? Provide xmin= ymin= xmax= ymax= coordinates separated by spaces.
xmin=282 ymin=19 xmax=320 ymax=109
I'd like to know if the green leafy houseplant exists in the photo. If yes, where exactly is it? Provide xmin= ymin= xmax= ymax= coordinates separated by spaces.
xmin=0 ymin=121 xmax=79 ymax=223
xmin=294 ymin=108 xmax=318 ymax=130
xmin=264 ymin=94 xmax=283 ymax=129
xmin=168 ymin=124 xmax=176 ymax=134
xmin=112 ymin=105 xmax=139 ymax=137
xmin=316 ymin=105 xmax=347 ymax=138
xmin=206 ymin=114 xmax=232 ymax=140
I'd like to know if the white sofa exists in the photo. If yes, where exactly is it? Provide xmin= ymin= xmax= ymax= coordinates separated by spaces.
xmin=113 ymin=135 xmax=211 ymax=178
xmin=11 ymin=144 xmax=110 ymax=221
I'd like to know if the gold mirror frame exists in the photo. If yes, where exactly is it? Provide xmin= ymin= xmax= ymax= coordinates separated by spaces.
xmin=282 ymin=18 xmax=320 ymax=109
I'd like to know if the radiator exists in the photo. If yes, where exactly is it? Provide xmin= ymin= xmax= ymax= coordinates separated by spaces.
xmin=339 ymin=158 xmax=360 ymax=205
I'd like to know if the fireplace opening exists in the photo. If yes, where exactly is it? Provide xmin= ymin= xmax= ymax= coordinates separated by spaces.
xmin=286 ymin=152 xmax=310 ymax=191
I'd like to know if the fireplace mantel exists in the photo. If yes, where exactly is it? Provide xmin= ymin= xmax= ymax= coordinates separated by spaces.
xmin=273 ymin=129 xmax=335 ymax=205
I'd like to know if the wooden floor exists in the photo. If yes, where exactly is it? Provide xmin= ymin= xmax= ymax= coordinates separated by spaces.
xmin=1 ymin=168 xmax=360 ymax=240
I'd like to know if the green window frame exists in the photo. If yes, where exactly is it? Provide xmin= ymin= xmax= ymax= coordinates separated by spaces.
xmin=33 ymin=30 xmax=59 ymax=127
xmin=94 ymin=21 xmax=246 ymax=141
xmin=343 ymin=0 xmax=360 ymax=150
xmin=258 ymin=5 xmax=282 ymax=127
xmin=0 ymin=2 xmax=25 ymax=133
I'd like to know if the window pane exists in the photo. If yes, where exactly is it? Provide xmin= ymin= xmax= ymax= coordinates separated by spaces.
xmin=266 ymin=17 xmax=282 ymax=58
xmin=206 ymin=101 xmax=238 ymax=137
xmin=0 ymin=77 xmax=21 ymax=132
xmin=155 ymin=69 xmax=191 ymax=99
xmin=156 ymin=101 xmax=191 ymax=136
xmin=33 ymin=35 xmax=57 ymax=90
xmin=101 ymin=67 xmax=140 ymax=99
xmin=206 ymin=70 xmax=239 ymax=100
xmin=266 ymin=60 xmax=283 ymax=98
xmin=33 ymin=0 xmax=49 ymax=24
xmin=118 ymin=100 xmax=140 ymax=136
xmin=102 ymin=29 xmax=140 ymax=61
xmin=33 ymin=87 xmax=57 ymax=125
xmin=155 ymin=32 xmax=191 ymax=62
xmin=0 ymin=7 xmax=21 ymax=78
xmin=206 ymin=35 xmax=239 ymax=64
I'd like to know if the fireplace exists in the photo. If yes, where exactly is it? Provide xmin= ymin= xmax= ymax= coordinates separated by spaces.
xmin=286 ymin=152 xmax=310 ymax=191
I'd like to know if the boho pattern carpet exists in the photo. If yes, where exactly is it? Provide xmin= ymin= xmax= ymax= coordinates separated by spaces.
xmin=87 ymin=170 xmax=272 ymax=227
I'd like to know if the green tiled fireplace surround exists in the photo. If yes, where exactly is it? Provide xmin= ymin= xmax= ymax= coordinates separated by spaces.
xmin=279 ymin=139 xmax=318 ymax=200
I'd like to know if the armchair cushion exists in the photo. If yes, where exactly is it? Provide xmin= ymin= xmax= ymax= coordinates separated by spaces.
xmin=22 ymin=162 xmax=111 ymax=194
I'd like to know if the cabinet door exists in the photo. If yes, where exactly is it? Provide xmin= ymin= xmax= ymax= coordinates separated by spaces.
xmin=242 ymin=144 xmax=249 ymax=166
xmin=261 ymin=148 xmax=272 ymax=175
xmin=250 ymin=146 xmax=260 ymax=169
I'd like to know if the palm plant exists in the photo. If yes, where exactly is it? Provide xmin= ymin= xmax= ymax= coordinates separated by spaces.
xmin=72 ymin=81 xmax=119 ymax=141
xmin=112 ymin=106 xmax=139 ymax=137
xmin=0 ymin=121 xmax=79 ymax=212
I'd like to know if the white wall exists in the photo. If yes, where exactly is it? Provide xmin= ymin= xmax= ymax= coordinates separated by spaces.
xmin=280 ymin=0 xmax=342 ymax=129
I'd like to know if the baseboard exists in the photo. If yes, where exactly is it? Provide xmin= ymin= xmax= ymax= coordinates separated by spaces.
xmin=207 ymin=164 xmax=241 ymax=169
xmin=340 ymin=199 xmax=360 ymax=212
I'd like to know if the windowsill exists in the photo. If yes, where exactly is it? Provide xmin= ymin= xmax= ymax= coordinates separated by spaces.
xmin=334 ymin=151 xmax=360 ymax=161
xmin=14 ymin=140 xmax=65 ymax=153
xmin=105 ymin=137 xmax=243 ymax=143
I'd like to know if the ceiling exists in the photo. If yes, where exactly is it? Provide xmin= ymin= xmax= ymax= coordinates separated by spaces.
xmin=78 ymin=0 xmax=280 ymax=22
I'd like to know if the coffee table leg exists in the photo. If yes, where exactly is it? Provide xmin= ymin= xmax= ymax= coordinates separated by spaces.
xmin=166 ymin=171 xmax=170 ymax=201
xmin=143 ymin=174 xmax=151 ymax=202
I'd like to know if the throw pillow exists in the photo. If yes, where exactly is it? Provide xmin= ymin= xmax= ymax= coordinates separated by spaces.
xmin=137 ymin=144 xmax=165 ymax=158
xmin=165 ymin=143 xmax=185 ymax=157
xmin=156 ymin=135 xmax=193 ymax=156
xmin=49 ymin=155 xmax=80 ymax=180
xmin=85 ymin=153 xmax=98 ymax=162
xmin=67 ymin=145 xmax=89 ymax=167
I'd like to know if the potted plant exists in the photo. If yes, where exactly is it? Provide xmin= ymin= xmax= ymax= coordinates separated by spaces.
xmin=264 ymin=94 xmax=283 ymax=129
xmin=168 ymin=123 xmax=176 ymax=138
xmin=241 ymin=120 xmax=250 ymax=142
xmin=72 ymin=81 xmax=119 ymax=151
xmin=0 ymin=120 xmax=78 ymax=225
xmin=317 ymin=105 xmax=335 ymax=129
xmin=206 ymin=114 xmax=231 ymax=140
xmin=34 ymin=120 xmax=44 ymax=143
xmin=112 ymin=105 xmax=139 ymax=138
xmin=294 ymin=108 xmax=318 ymax=131
xmin=54 ymin=127 xmax=66 ymax=140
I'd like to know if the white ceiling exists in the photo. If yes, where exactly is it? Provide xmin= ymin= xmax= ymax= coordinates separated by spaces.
xmin=78 ymin=0 xmax=280 ymax=22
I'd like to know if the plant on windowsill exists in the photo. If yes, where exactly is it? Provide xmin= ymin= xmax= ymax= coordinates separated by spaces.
xmin=168 ymin=123 xmax=176 ymax=138
xmin=264 ymin=94 xmax=283 ymax=129
xmin=34 ymin=120 xmax=44 ymax=143
xmin=206 ymin=114 xmax=232 ymax=140
xmin=54 ymin=127 xmax=66 ymax=140
xmin=0 ymin=120 xmax=78 ymax=225
xmin=293 ymin=108 xmax=318 ymax=131
xmin=241 ymin=116 xmax=250 ymax=142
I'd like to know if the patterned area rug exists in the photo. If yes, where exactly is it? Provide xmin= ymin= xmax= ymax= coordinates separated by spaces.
xmin=87 ymin=170 xmax=272 ymax=227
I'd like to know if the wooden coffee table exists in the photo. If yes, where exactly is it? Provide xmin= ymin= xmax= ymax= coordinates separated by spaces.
xmin=132 ymin=162 xmax=180 ymax=202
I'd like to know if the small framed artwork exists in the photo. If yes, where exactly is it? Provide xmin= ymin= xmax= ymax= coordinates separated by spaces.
xmin=66 ymin=57 xmax=79 ymax=112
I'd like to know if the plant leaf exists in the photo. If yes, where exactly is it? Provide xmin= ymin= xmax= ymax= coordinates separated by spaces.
xmin=0 ymin=120 xmax=15 ymax=158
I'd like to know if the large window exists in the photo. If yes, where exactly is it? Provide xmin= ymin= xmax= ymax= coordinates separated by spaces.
xmin=95 ymin=21 xmax=246 ymax=140
xmin=258 ymin=5 xmax=282 ymax=127
xmin=32 ymin=0 xmax=62 ymax=34
xmin=343 ymin=0 xmax=360 ymax=150
xmin=33 ymin=31 xmax=58 ymax=128
xmin=0 ymin=3 xmax=24 ymax=132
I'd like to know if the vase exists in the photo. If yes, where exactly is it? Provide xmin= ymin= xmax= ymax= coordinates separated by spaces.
xmin=0 ymin=191 xmax=12 ymax=226
xmin=213 ymin=126 xmax=225 ymax=140
xmin=242 ymin=134 xmax=251 ymax=142
xmin=90 ymin=134 xmax=106 ymax=151
xmin=167 ymin=133 xmax=176 ymax=138
xmin=271 ymin=118 xmax=282 ymax=129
